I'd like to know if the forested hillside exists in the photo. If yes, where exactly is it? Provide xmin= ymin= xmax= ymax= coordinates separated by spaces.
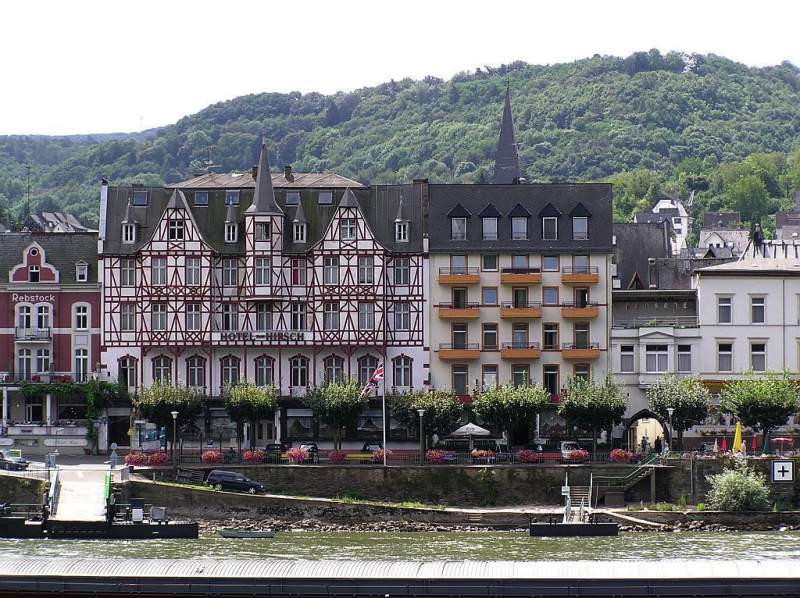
xmin=1 ymin=49 xmax=800 ymax=237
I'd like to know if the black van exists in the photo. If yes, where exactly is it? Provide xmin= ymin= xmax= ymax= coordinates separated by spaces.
xmin=206 ymin=470 xmax=265 ymax=494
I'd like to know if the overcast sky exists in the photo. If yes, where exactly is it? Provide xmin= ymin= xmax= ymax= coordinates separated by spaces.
xmin=1 ymin=0 xmax=798 ymax=135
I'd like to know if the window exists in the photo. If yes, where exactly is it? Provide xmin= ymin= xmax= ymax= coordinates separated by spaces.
xmin=221 ymin=303 xmax=238 ymax=332
xmin=574 ymin=287 xmax=590 ymax=308
xmin=574 ymin=322 xmax=590 ymax=349
xmin=151 ymin=303 xmax=167 ymax=331
xmin=75 ymin=262 xmax=88 ymax=282
xmin=512 ymin=217 xmax=528 ymax=240
xmin=193 ymin=191 xmax=208 ymax=206
xmin=358 ymin=355 xmax=379 ymax=386
xmin=225 ymin=190 xmax=240 ymax=205
xmin=255 ymin=222 xmax=271 ymax=241
xmin=542 ymin=256 xmax=559 ymax=271
xmin=572 ymin=216 xmax=588 ymax=240
xmin=358 ymin=302 xmax=375 ymax=330
xmin=543 ymin=323 xmax=559 ymax=350
xmin=222 ymin=258 xmax=238 ymax=287
xmin=151 ymin=257 xmax=167 ymax=286
xmin=168 ymin=219 xmax=184 ymax=240
xmin=340 ymin=218 xmax=357 ymax=240
xmin=132 ymin=190 xmax=148 ymax=206
xmin=452 ymin=323 xmax=468 ymax=349
xmin=393 ymin=257 xmax=410 ymax=285
xmin=75 ymin=305 xmax=89 ymax=330
xmin=291 ymin=303 xmax=307 ymax=331
xmin=17 ymin=305 xmax=31 ymax=329
xmin=482 ymin=365 xmax=498 ymax=389
xmin=573 ymin=363 xmax=590 ymax=380
xmin=393 ymin=355 xmax=412 ymax=387
xmin=482 ymin=323 xmax=498 ymax=350
xmin=395 ymin=221 xmax=409 ymax=242
xmin=318 ymin=191 xmax=333 ymax=205
xmin=645 ymin=344 xmax=668 ymax=373
xmin=323 ymin=256 xmax=339 ymax=285
xmin=185 ymin=303 xmax=201 ymax=332
xmin=286 ymin=191 xmax=300 ymax=205
xmin=152 ymin=356 xmax=172 ymax=384
xmin=120 ymin=258 xmax=135 ymax=286
xmin=450 ymin=254 xmax=467 ymax=274
xmin=452 ymin=364 xmax=468 ymax=395
xmin=573 ymin=255 xmax=590 ymax=273
xmin=17 ymin=348 xmax=31 ymax=378
xmin=185 ymin=257 xmax=201 ymax=286
xmin=225 ymin=223 xmax=237 ymax=243
xmin=187 ymin=356 xmax=206 ymax=388
xmin=512 ymin=287 xmax=528 ymax=308
xmin=512 ymin=254 xmax=528 ymax=269
xmin=122 ymin=224 xmax=136 ymax=244
xmin=677 ymin=345 xmax=692 ymax=373
xmin=121 ymin=303 xmax=136 ymax=332
xmin=255 ymin=356 xmax=274 ymax=386
xmin=255 ymin=303 xmax=272 ymax=332
xmin=290 ymin=258 xmax=307 ymax=286
xmin=482 ymin=254 xmax=498 ymax=271
xmin=452 ymin=287 xmax=467 ymax=308
xmin=718 ymin=342 xmax=733 ymax=372
xmin=323 ymin=302 xmax=340 ymax=330
xmin=542 ymin=217 xmax=558 ymax=240
xmin=35 ymin=349 xmax=50 ymax=374
xmin=542 ymin=287 xmax=559 ymax=305
xmin=751 ymin=342 xmax=766 ymax=372
xmin=254 ymin=257 xmax=270 ymax=285
xmin=543 ymin=365 xmax=560 ymax=396
xmin=36 ymin=305 xmax=50 ymax=329
xmin=394 ymin=302 xmax=411 ymax=330
xmin=28 ymin=265 xmax=39 ymax=282
xmin=221 ymin=355 xmax=240 ymax=387
xmin=119 ymin=356 xmax=137 ymax=388
xmin=512 ymin=364 xmax=529 ymax=387
xmin=482 ymin=218 xmax=498 ymax=240
xmin=751 ymin=297 xmax=765 ymax=324
xmin=451 ymin=217 xmax=467 ymax=241
xmin=74 ymin=349 xmax=89 ymax=382
xmin=512 ymin=323 xmax=529 ymax=348
xmin=717 ymin=296 xmax=732 ymax=324
xmin=620 ymin=345 xmax=635 ymax=372
xmin=293 ymin=223 xmax=306 ymax=243
xmin=482 ymin=287 xmax=498 ymax=305
xmin=358 ymin=256 xmax=374 ymax=284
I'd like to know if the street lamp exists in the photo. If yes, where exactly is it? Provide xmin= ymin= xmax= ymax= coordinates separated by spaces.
xmin=171 ymin=411 xmax=179 ymax=464
xmin=417 ymin=409 xmax=426 ymax=464
xmin=666 ymin=407 xmax=674 ymax=451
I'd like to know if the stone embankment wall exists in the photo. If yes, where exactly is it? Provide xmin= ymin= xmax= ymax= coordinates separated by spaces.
xmin=0 ymin=474 xmax=45 ymax=504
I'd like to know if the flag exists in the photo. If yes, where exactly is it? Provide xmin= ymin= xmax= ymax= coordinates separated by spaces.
xmin=360 ymin=362 xmax=384 ymax=397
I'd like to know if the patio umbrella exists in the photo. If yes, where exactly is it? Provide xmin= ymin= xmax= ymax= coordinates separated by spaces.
xmin=713 ymin=438 xmax=719 ymax=454
xmin=732 ymin=422 xmax=743 ymax=454
xmin=751 ymin=435 xmax=758 ymax=451
xmin=763 ymin=433 xmax=771 ymax=455
xmin=451 ymin=422 xmax=491 ymax=451
xmin=773 ymin=437 xmax=793 ymax=456
xmin=720 ymin=436 xmax=728 ymax=452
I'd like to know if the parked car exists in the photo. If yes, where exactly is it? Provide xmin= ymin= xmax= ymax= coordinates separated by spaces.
xmin=525 ymin=442 xmax=546 ymax=453
xmin=264 ymin=443 xmax=288 ymax=461
xmin=560 ymin=441 xmax=581 ymax=459
xmin=361 ymin=441 xmax=383 ymax=453
xmin=205 ymin=470 xmax=265 ymax=494
xmin=299 ymin=443 xmax=319 ymax=463
xmin=0 ymin=451 xmax=29 ymax=471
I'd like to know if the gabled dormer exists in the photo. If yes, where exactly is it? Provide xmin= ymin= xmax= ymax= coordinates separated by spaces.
xmin=508 ymin=203 xmax=531 ymax=240
xmin=539 ymin=203 xmax=562 ymax=241
xmin=447 ymin=204 xmax=471 ymax=241
xmin=292 ymin=200 xmax=307 ymax=244
xmin=478 ymin=204 xmax=502 ymax=241
xmin=75 ymin=260 xmax=89 ymax=283
xmin=10 ymin=242 xmax=59 ymax=283
xmin=225 ymin=203 xmax=239 ymax=243
xmin=394 ymin=194 xmax=409 ymax=243
xmin=569 ymin=202 xmax=591 ymax=241
xmin=121 ymin=198 xmax=137 ymax=244
xmin=246 ymin=139 xmax=284 ymax=249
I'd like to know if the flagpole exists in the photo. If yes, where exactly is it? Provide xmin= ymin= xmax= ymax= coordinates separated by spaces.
xmin=382 ymin=360 xmax=387 ymax=467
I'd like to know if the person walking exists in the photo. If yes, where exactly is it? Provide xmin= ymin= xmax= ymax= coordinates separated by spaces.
xmin=654 ymin=436 xmax=663 ymax=454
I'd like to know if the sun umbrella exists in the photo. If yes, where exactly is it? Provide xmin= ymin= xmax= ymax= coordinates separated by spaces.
xmin=713 ymin=438 xmax=719 ymax=453
xmin=451 ymin=422 xmax=491 ymax=451
xmin=751 ymin=435 xmax=758 ymax=451
xmin=720 ymin=436 xmax=728 ymax=452
xmin=732 ymin=422 xmax=743 ymax=454
xmin=763 ymin=433 xmax=771 ymax=456
xmin=773 ymin=437 xmax=793 ymax=456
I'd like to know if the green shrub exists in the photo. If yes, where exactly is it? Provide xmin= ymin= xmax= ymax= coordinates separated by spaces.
xmin=706 ymin=462 xmax=770 ymax=512
xmin=696 ymin=502 xmax=705 ymax=511
xmin=648 ymin=502 xmax=676 ymax=511
xmin=678 ymin=495 xmax=688 ymax=509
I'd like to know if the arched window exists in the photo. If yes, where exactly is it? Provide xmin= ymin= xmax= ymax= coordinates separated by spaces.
xmin=358 ymin=355 xmax=378 ymax=386
xmin=323 ymin=355 xmax=344 ymax=384
xmin=220 ymin=355 xmax=240 ymax=387
xmin=36 ymin=305 xmax=50 ymax=330
xmin=289 ymin=355 xmax=308 ymax=388
xmin=152 ymin=356 xmax=172 ymax=384
xmin=74 ymin=348 xmax=89 ymax=382
xmin=119 ymin=356 xmax=137 ymax=388
xmin=255 ymin=356 xmax=274 ymax=386
xmin=17 ymin=305 xmax=32 ymax=330
xmin=393 ymin=355 xmax=412 ymax=388
xmin=186 ymin=356 xmax=206 ymax=389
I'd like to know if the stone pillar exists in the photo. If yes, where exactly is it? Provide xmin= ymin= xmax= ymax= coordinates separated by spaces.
xmin=2 ymin=387 xmax=8 ymax=425
xmin=274 ymin=410 xmax=281 ymax=443
xmin=650 ymin=468 xmax=657 ymax=503
xmin=45 ymin=393 xmax=52 ymax=426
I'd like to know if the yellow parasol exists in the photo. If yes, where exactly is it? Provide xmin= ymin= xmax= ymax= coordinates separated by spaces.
xmin=732 ymin=421 xmax=743 ymax=454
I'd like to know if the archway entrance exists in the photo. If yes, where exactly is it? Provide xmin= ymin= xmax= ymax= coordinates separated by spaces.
xmin=623 ymin=409 xmax=671 ymax=452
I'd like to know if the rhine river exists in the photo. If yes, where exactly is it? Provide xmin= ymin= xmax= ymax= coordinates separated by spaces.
xmin=1 ymin=530 xmax=800 ymax=561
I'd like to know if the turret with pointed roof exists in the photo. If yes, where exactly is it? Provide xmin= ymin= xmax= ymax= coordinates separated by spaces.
xmin=493 ymin=86 xmax=521 ymax=184
xmin=339 ymin=187 xmax=359 ymax=208
xmin=246 ymin=140 xmax=283 ymax=215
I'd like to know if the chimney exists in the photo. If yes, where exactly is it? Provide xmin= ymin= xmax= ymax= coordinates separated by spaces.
xmin=647 ymin=257 xmax=658 ymax=289
xmin=284 ymin=165 xmax=294 ymax=182
xmin=251 ymin=165 xmax=258 ymax=180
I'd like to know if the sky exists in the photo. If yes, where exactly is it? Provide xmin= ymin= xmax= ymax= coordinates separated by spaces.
xmin=1 ymin=0 xmax=799 ymax=135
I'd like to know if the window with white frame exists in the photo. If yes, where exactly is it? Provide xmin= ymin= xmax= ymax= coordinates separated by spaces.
xmin=512 ymin=364 xmax=530 ymax=387
xmin=150 ymin=257 xmax=167 ymax=286
xmin=291 ymin=303 xmax=307 ymax=331
xmin=74 ymin=349 xmax=89 ymax=382
xmin=168 ymin=219 xmax=184 ymax=240
xmin=290 ymin=356 xmax=308 ymax=387
xmin=222 ymin=258 xmax=238 ymax=287
xmin=75 ymin=262 xmax=88 ymax=282
xmin=255 ymin=356 xmax=274 ymax=386
xmin=750 ymin=342 xmax=766 ymax=372
xmin=323 ymin=302 xmax=339 ymax=330
xmin=393 ymin=257 xmax=410 ymax=285
xmin=152 ymin=356 xmax=172 ymax=384
xmin=36 ymin=348 xmax=50 ymax=373
xmin=451 ymin=217 xmax=467 ymax=240
xmin=121 ymin=303 xmax=136 ymax=332
xmin=358 ymin=256 xmax=374 ymax=284
xmin=119 ymin=356 xmax=137 ymax=388
xmin=221 ymin=303 xmax=238 ymax=332
xmin=120 ymin=258 xmax=135 ymax=287
xmin=17 ymin=348 xmax=31 ymax=378
xmin=677 ymin=344 xmax=692 ymax=373
xmin=255 ymin=222 xmax=271 ymax=241
xmin=717 ymin=296 xmax=732 ymax=324
xmin=718 ymin=342 xmax=733 ymax=372
xmin=293 ymin=222 xmax=306 ymax=243
xmin=358 ymin=302 xmax=375 ymax=330
xmin=221 ymin=355 xmax=240 ymax=387
xmin=751 ymin=296 xmax=765 ymax=324
xmin=542 ymin=256 xmax=559 ymax=272
xmin=645 ymin=344 xmax=668 ymax=373
xmin=122 ymin=223 xmax=136 ymax=244
xmin=482 ymin=364 xmax=498 ymax=389
xmin=254 ymin=257 xmax=269 ymax=286
xmin=393 ymin=355 xmax=412 ymax=387
xmin=620 ymin=345 xmax=635 ymax=373
xmin=17 ymin=305 xmax=31 ymax=329
xmin=542 ymin=216 xmax=558 ymax=240
xmin=151 ymin=303 xmax=167 ymax=332
xmin=323 ymin=256 xmax=339 ymax=285
xmin=185 ymin=303 xmax=201 ymax=332
xmin=290 ymin=258 xmax=306 ymax=285
xmin=394 ymin=302 xmax=411 ymax=330
xmin=74 ymin=305 xmax=89 ymax=330
xmin=482 ymin=218 xmax=498 ymax=240
xmin=340 ymin=218 xmax=357 ymax=240
xmin=358 ymin=355 xmax=378 ymax=386
xmin=482 ymin=254 xmax=498 ymax=271
xmin=224 ymin=222 xmax=237 ymax=243
xmin=36 ymin=305 xmax=50 ymax=329
xmin=255 ymin=303 xmax=272 ymax=332
xmin=187 ymin=356 xmax=205 ymax=388
xmin=512 ymin=217 xmax=527 ymax=240
xmin=323 ymin=355 xmax=344 ymax=384
xmin=395 ymin=221 xmax=409 ymax=242
xmin=572 ymin=216 xmax=588 ymax=240
xmin=185 ymin=257 xmax=201 ymax=286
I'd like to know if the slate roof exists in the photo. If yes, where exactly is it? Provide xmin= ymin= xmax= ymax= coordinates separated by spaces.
xmin=703 ymin=211 xmax=741 ymax=229
xmin=168 ymin=170 xmax=364 ymax=190
xmin=0 ymin=232 xmax=98 ymax=284
xmin=698 ymin=229 xmax=749 ymax=254
xmin=697 ymin=240 xmax=800 ymax=275
xmin=612 ymin=222 xmax=672 ymax=289
xmin=24 ymin=212 xmax=96 ymax=233
xmin=493 ymin=87 xmax=521 ymax=184
xmin=427 ymin=183 xmax=613 ymax=253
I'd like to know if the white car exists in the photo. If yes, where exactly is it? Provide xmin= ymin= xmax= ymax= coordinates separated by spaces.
xmin=560 ymin=441 xmax=581 ymax=459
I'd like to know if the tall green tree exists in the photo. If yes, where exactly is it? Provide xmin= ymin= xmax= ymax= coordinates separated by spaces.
xmin=304 ymin=379 xmax=368 ymax=450
xmin=389 ymin=390 xmax=463 ymax=449
xmin=134 ymin=382 xmax=202 ymax=447
xmin=224 ymin=383 xmax=278 ymax=449
xmin=472 ymin=384 xmax=549 ymax=445
xmin=558 ymin=376 xmax=626 ymax=458
xmin=719 ymin=373 xmax=798 ymax=446
xmin=647 ymin=376 xmax=710 ymax=449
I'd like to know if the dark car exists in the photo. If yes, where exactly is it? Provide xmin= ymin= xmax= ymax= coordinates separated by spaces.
xmin=0 ymin=451 xmax=29 ymax=471
xmin=362 ymin=441 xmax=383 ymax=452
xmin=206 ymin=470 xmax=265 ymax=494
xmin=264 ymin=443 xmax=288 ymax=461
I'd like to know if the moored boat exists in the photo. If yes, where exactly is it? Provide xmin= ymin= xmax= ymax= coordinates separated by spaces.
xmin=218 ymin=529 xmax=275 ymax=539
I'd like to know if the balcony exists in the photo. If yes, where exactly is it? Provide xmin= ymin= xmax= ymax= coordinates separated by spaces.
xmin=561 ymin=266 xmax=599 ymax=284
xmin=438 ymin=267 xmax=480 ymax=285
xmin=15 ymin=327 xmax=51 ymax=341
xmin=500 ymin=267 xmax=542 ymax=285
xmin=500 ymin=342 xmax=541 ymax=360
xmin=438 ymin=343 xmax=481 ymax=360
xmin=438 ymin=302 xmax=481 ymax=319
xmin=612 ymin=316 xmax=699 ymax=329
xmin=560 ymin=302 xmax=600 ymax=319
xmin=561 ymin=342 xmax=601 ymax=360
xmin=500 ymin=302 xmax=542 ymax=319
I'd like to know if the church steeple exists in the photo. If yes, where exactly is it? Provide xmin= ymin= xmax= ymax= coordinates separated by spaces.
xmin=493 ymin=86 xmax=521 ymax=184
xmin=246 ymin=138 xmax=283 ymax=215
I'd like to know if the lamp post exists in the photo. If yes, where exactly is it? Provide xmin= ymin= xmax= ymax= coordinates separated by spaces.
xmin=171 ymin=411 xmax=179 ymax=464
xmin=666 ymin=407 xmax=674 ymax=451
xmin=417 ymin=409 xmax=426 ymax=464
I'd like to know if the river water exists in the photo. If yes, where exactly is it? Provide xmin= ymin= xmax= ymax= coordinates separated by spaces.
xmin=1 ymin=531 xmax=799 ymax=561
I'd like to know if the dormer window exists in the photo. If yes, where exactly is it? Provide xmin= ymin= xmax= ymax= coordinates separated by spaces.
xmin=225 ymin=190 xmax=240 ymax=205
xmin=293 ymin=222 xmax=306 ymax=243
xmin=29 ymin=265 xmax=40 ymax=283
xmin=512 ymin=217 xmax=528 ymax=240
xmin=225 ymin=223 xmax=238 ymax=243
xmin=122 ymin=223 xmax=136 ymax=244
xmin=542 ymin=217 xmax=558 ymax=240
xmin=255 ymin=222 xmax=271 ymax=241
xmin=482 ymin=218 xmax=498 ymax=240
xmin=572 ymin=216 xmax=588 ymax=240
xmin=451 ymin=218 xmax=467 ymax=241
xmin=395 ymin=221 xmax=409 ymax=242
xmin=131 ymin=190 xmax=148 ymax=206
xmin=168 ymin=219 xmax=184 ymax=240
xmin=75 ymin=262 xmax=88 ymax=282
xmin=340 ymin=218 xmax=357 ymax=241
